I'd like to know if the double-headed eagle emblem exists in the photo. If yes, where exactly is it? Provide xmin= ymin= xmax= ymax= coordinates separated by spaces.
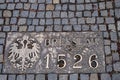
xmin=8 ymin=34 xmax=40 ymax=71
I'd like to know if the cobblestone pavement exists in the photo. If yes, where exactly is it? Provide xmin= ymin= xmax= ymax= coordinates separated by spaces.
xmin=0 ymin=0 xmax=120 ymax=80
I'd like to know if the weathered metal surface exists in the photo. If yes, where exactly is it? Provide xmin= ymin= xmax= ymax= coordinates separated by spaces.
xmin=3 ymin=32 xmax=105 ymax=73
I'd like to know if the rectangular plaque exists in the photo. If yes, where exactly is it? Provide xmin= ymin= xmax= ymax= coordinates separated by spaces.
xmin=3 ymin=32 xmax=105 ymax=73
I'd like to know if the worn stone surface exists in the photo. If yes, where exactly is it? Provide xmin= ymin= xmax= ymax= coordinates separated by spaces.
xmin=3 ymin=32 xmax=105 ymax=73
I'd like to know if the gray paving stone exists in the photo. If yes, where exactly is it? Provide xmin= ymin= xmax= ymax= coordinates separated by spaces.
xmin=100 ymin=10 xmax=108 ymax=16
xmin=101 ymin=73 xmax=111 ymax=80
xmin=36 ymin=74 xmax=45 ymax=80
xmin=70 ymin=74 xmax=78 ymax=80
xmin=68 ymin=11 xmax=74 ymax=18
xmin=38 ymin=4 xmax=45 ymax=10
xmin=117 ymin=21 xmax=120 ymax=30
xmin=77 ymin=0 xmax=84 ymax=3
xmin=0 ymin=54 xmax=3 ymax=63
xmin=24 ymin=3 xmax=31 ymax=10
xmin=82 ymin=25 xmax=89 ymax=31
xmin=61 ymin=0 xmax=68 ymax=3
xmin=61 ymin=12 xmax=68 ymax=18
xmin=53 ymin=11 xmax=60 ymax=17
xmin=13 ymin=10 xmax=19 ymax=17
xmin=70 ymin=0 xmax=75 ymax=3
xmin=27 ymin=19 xmax=32 ymax=25
xmin=11 ymin=25 xmax=18 ymax=31
xmin=77 ymin=4 xmax=84 ymax=11
xmin=62 ymin=19 xmax=68 ymax=24
xmin=112 ymin=74 xmax=120 ymax=80
xmin=46 ymin=19 xmax=53 ymax=25
xmin=113 ymin=62 xmax=120 ymax=71
xmin=31 ymin=4 xmax=38 ymax=10
xmin=17 ymin=75 xmax=25 ymax=80
xmin=18 ymin=18 xmax=26 ymax=25
xmin=3 ymin=26 xmax=10 ymax=31
xmin=105 ymin=18 xmax=115 ymax=24
xmin=45 ymin=26 xmax=53 ymax=31
xmin=54 ymin=19 xmax=61 ymax=25
xmin=91 ymin=25 xmax=98 ymax=31
xmin=85 ymin=4 xmax=92 ymax=10
xmin=59 ymin=75 xmax=68 ymax=80
xmin=69 ymin=4 xmax=75 ymax=11
xmin=16 ymin=3 xmax=23 ymax=9
xmin=7 ymin=3 xmax=15 ymax=10
xmin=115 ymin=0 xmax=120 ymax=7
xmin=76 ymin=12 xmax=82 ymax=17
xmin=0 ymin=19 xmax=4 ymax=25
xmin=0 ymin=0 xmax=5 ymax=3
xmin=115 ymin=9 xmax=120 ymax=18
xmin=46 ymin=0 xmax=52 ymax=3
xmin=91 ymin=0 xmax=97 ymax=2
xmin=28 ymin=26 xmax=35 ymax=31
xmin=46 ymin=11 xmax=52 ymax=18
xmin=106 ymin=64 xmax=112 ymax=72
xmin=32 ymin=19 xmax=39 ymax=25
xmin=0 ymin=39 xmax=5 ymax=44
xmin=105 ymin=46 xmax=111 ymax=55
xmin=55 ymin=4 xmax=61 ymax=10
xmin=99 ymin=2 xmax=105 ymax=9
xmin=104 ymin=40 xmax=110 ymax=45
xmin=73 ymin=25 xmax=81 ymax=31
xmin=0 ymin=64 xmax=2 ymax=73
xmin=99 ymin=25 xmax=106 ymax=31
xmin=0 ymin=4 xmax=7 ymax=9
xmin=80 ymin=74 xmax=89 ymax=80
xmin=108 ymin=24 xmax=116 ymax=31
xmin=54 ymin=25 xmax=62 ymax=31
xmin=104 ymin=32 xmax=109 ymax=38
xmin=106 ymin=56 xmax=112 ymax=64
xmin=6 ymin=0 xmax=14 ymax=2
xmin=40 ymin=19 xmax=45 ymax=25
xmin=90 ymin=74 xmax=98 ymax=80
xmin=37 ymin=12 xmax=45 ymax=18
xmin=86 ymin=18 xmax=95 ymax=23
xmin=29 ymin=11 xmax=36 ymax=18
xmin=21 ymin=0 xmax=27 ymax=2
xmin=84 ymin=11 xmax=91 ymax=17
xmin=26 ymin=75 xmax=34 ymax=80
xmin=112 ymin=53 xmax=119 ymax=61
xmin=0 ymin=11 xmax=2 ymax=17
xmin=10 ymin=18 xmax=17 ymax=24
xmin=109 ymin=9 xmax=114 ymax=16
xmin=3 ymin=10 xmax=12 ymax=17
xmin=0 ymin=75 xmax=7 ymax=80
xmin=111 ymin=43 xmax=117 ymax=51
xmin=8 ymin=75 xmax=16 ymax=80
xmin=4 ymin=18 xmax=9 ymax=25
xmin=70 ymin=18 xmax=77 ymax=24
xmin=63 ymin=25 xmax=72 ymax=31
xmin=78 ymin=18 xmax=85 ymax=24
xmin=38 ymin=0 xmax=45 ymax=3
xmin=36 ymin=26 xmax=44 ymax=31
xmin=92 ymin=11 xmax=98 ymax=17
xmin=0 ymin=33 xmax=5 ymax=38
xmin=19 ymin=26 xmax=27 ymax=31
xmin=110 ymin=32 xmax=117 ymax=41
xmin=29 ymin=0 xmax=37 ymax=3
xmin=20 ymin=11 xmax=29 ymax=17
xmin=106 ymin=1 xmax=113 ymax=9
xmin=62 ymin=4 xmax=68 ymax=10
xmin=48 ymin=74 xmax=57 ymax=80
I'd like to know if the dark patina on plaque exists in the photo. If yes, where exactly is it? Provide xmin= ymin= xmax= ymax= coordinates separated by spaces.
xmin=3 ymin=32 xmax=105 ymax=73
